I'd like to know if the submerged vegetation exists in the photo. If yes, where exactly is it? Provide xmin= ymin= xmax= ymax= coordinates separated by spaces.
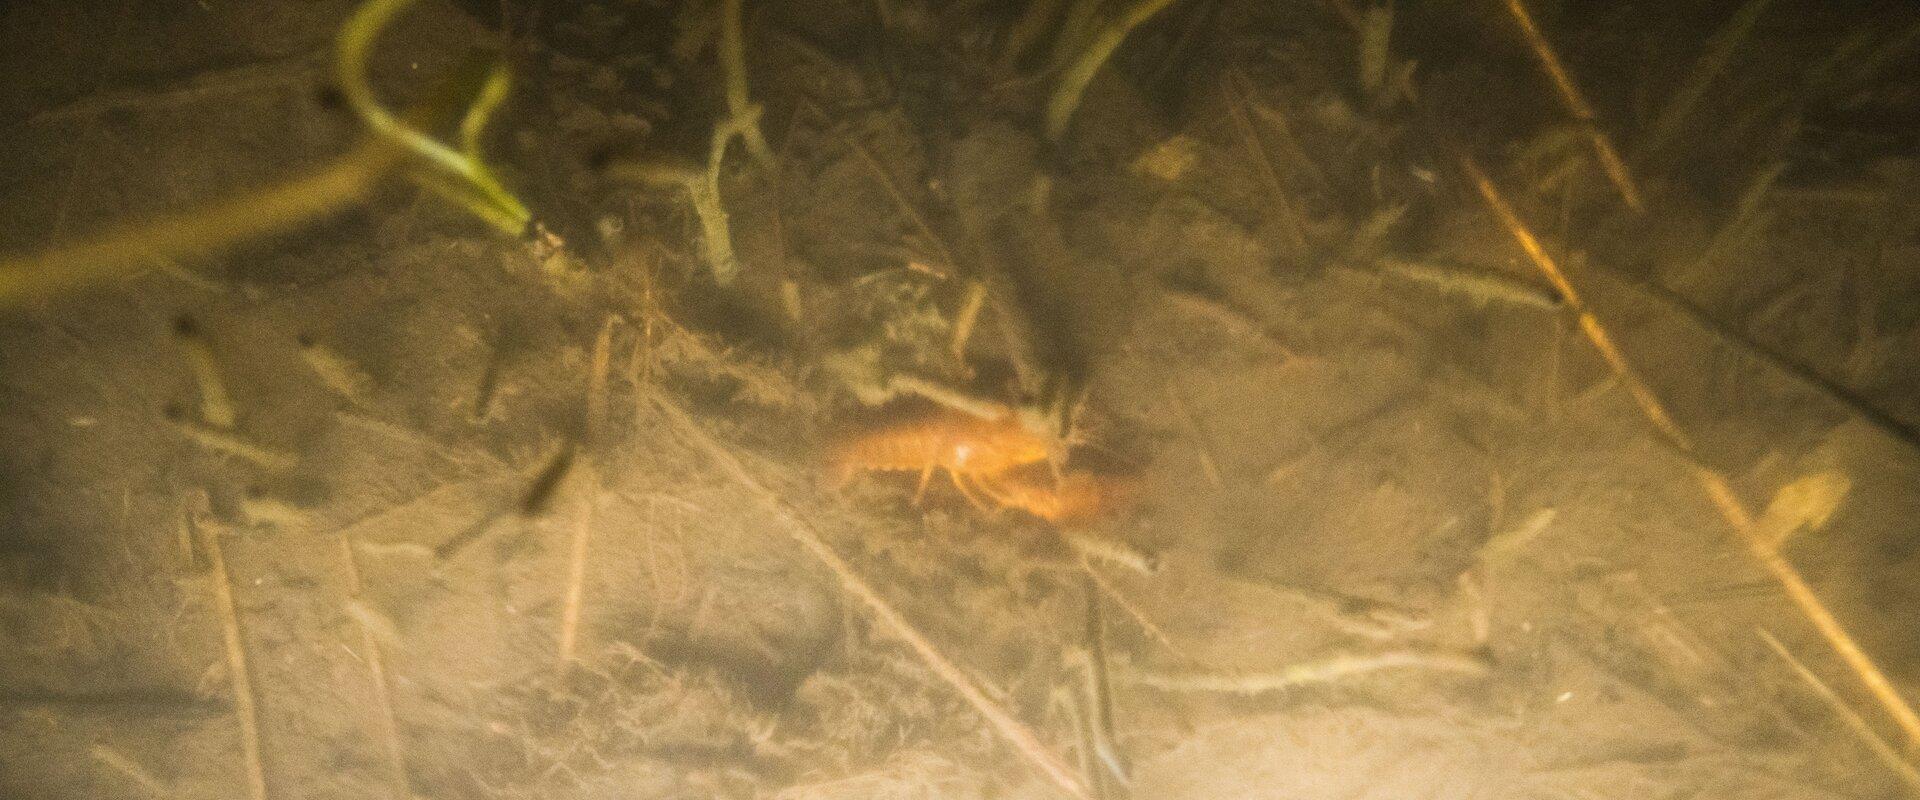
xmin=1 ymin=0 xmax=1919 ymax=798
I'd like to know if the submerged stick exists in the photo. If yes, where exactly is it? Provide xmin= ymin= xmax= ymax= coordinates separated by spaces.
xmin=165 ymin=410 xmax=299 ymax=472
xmin=335 ymin=535 xmax=411 ymax=800
xmin=1125 ymin=650 xmax=1489 ymax=695
xmin=1759 ymin=628 xmax=1920 ymax=793
xmin=298 ymin=336 xmax=377 ymax=404
xmin=604 ymin=112 xmax=756 ymax=285
xmin=650 ymin=392 xmax=1090 ymax=799
xmin=1497 ymin=0 xmax=1644 ymax=212
xmin=171 ymin=315 xmax=239 ymax=429
xmin=1078 ymin=575 xmax=1128 ymax=787
xmin=90 ymin=745 xmax=173 ymax=798
xmin=1462 ymin=155 xmax=1920 ymax=751
xmin=556 ymin=460 xmax=598 ymax=667
xmin=1223 ymin=74 xmax=1311 ymax=259
xmin=1639 ymin=0 xmax=1773 ymax=161
xmin=200 ymin=522 xmax=270 ymax=800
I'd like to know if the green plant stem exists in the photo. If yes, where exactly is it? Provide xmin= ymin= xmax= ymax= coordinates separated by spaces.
xmin=1045 ymin=0 xmax=1186 ymax=142
xmin=0 ymin=143 xmax=397 ymax=305
xmin=338 ymin=0 xmax=529 ymax=234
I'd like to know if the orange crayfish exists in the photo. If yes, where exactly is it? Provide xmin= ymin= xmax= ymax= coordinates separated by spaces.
xmin=825 ymin=405 xmax=1134 ymax=524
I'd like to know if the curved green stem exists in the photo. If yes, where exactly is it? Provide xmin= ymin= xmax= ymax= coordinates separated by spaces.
xmin=0 ymin=145 xmax=395 ymax=304
xmin=1044 ymin=0 xmax=1185 ymax=142
xmin=338 ymin=0 xmax=529 ymax=234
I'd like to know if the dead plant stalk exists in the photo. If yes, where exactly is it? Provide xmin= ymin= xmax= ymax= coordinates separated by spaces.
xmin=557 ymin=461 xmax=599 ymax=667
xmin=1759 ymin=628 xmax=1920 ymax=792
xmin=200 ymin=522 xmax=270 ymax=800
xmin=1498 ymin=0 xmax=1645 ymax=212
xmin=336 ymin=535 xmax=411 ymax=800
xmin=1461 ymin=155 xmax=1920 ymax=751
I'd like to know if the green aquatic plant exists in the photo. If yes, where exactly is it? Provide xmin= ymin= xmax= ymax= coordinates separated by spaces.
xmin=338 ymin=0 xmax=531 ymax=236
xmin=0 ymin=0 xmax=530 ymax=305
xmin=1044 ymin=0 xmax=1186 ymax=142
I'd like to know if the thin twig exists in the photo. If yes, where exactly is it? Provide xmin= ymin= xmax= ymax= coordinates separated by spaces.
xmin=844 ymin=136 xmax=959 ymax=271
xmin=1462 ymin=155 xmax=1920 ymax=750
xmin=90 ymin=744 xmax=173 ymax=798
xmin=1222 ymin=74 xmax=1311 ymax=259
xmin=649 ymin=391 xmax=1090 ymax=799
xmin=200 ymin=521 xmax=270 ymax=800
xmin=1078 ymin=574 xmax=1128 ymax=787
xmin=950 ymin=280 xmax=988 ymax=362
xmin=166 ymin=413 xmax=298 ymax=472
xmin=1165 ymin=386 xmax=1223 ymax=489
xmin=557 ymin=460 xmax=599 ymax=667
xmin=1639 ymin=0 xmax=1772 ymax=161
xmin=1759 ymin=628 xmax=1920 ymax=793
xmin=1046 ymin=0 xmax=1188 ymax=141
xmin=335 ymin=535 xmax=410 ymax=800
xmin=1124 ymin=650 xmax=1489 ymax=695
xmin=585 ymin=315 xmax=616 ymax=441
xmin=1497 ymin=0 xmax=1645 ymax=212
xmin=299 ymin=337 xmax=377 ymax=404
xmin=171 ymin=316 xmax=238 ymax=429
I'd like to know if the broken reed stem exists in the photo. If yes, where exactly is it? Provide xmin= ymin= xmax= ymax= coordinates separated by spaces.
xmin=950 ymin=280 xmax=988 ymax=362
xmin=1057 ymin=687 xmax=1105 ymax=800
xmin=1164 ymin=387 xmax=1222 ymax=489
xmin=200 ymin=522 xmax=270 ymax=800
xmin=300 ymin=338 xmax=377 ymax=404
xmin=1045 ymin=0 xmax=1186 ymax=142
xmin=557 ymin=318 xmax=615 ymax=666
xmin=172 ymin=316 xmax=239 ymax=429
xmin=1497 ymin=0 xmax=1645 ymax=212
xmin=1759 ymin=628 xmax=1920 ymax=793
xmin=720 ymin=0 xmax=775 ymax=168
xmin=1077 ymin=574 xmax=1126 ymax=786
xmin=1125 ymin=650 xmax=1489 ymax=695
xmin=585 ymin=315 xmax=616 ymax=441
xmin=1639 ymin=0 xmax=1772 ymax=162
xmin=556 ymin=459 xmax=599 ymax=667
xmin=90 ymin=744 xmax=172 ymax=798
xmin=167 ymin=413 xmax=299 ymax=472
xmin=649 ymin=392 xmax=1090 ymax=800
xmin=1462 ymin=155 xmax=1920 ymax=752
xmin=335 ymin=535 xmax=411 ymax=800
